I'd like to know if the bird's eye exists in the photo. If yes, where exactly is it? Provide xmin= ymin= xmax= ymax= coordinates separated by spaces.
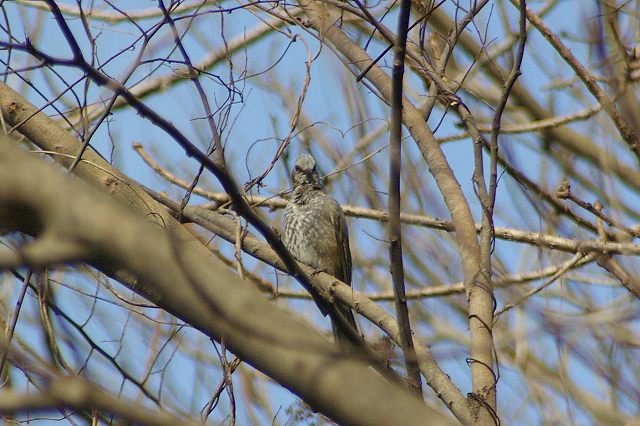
xmin=294 ymin=165 xmax=302 ymax=172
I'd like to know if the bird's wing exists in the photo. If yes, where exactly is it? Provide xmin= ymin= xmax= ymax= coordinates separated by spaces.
xmin=329 ymin=199 xmax=359 ymax=349
xmin=330 ymin=200 xmax=352 ymax=286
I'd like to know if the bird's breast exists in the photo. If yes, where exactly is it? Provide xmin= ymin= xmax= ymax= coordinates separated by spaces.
xmin=283 ymin=199 xmax=340 ymax=274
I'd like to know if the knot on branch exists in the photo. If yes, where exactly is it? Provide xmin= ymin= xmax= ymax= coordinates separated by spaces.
xmin=555 ymin=178 xmax=571 ymax=199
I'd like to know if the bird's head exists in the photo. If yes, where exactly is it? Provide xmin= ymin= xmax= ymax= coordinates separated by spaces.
xmin=291 ymin=154 xmax=323 ymax=189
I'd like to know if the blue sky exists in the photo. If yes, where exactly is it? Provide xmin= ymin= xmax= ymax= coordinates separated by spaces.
xmin=2 ymin=1 xmax=639 ymax=424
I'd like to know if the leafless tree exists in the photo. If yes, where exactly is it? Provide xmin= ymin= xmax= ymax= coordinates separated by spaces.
xmin=0 ymin=0 xmax=639 ymax=425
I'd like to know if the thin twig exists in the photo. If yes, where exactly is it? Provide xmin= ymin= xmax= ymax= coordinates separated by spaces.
xmin=556 ymin=180 xmax=640 ymax=239
xmin=0 ymin=269 xmax=32 ymax=377
xmin=132 ymin=144 xmax=640 ymax=255
xmin=494 ymin=251 xmax=594 ymax=318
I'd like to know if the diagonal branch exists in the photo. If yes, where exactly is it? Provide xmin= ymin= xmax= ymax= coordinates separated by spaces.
xmin=2 ymin=13 xmax=366 ymax=351
xmin=145 ymin=190 xmax=471 ymax=422
xmin=507 ymin=0 xmax=640 ymax=164
xmin=0 ymin=133 xmax=452 ymax=426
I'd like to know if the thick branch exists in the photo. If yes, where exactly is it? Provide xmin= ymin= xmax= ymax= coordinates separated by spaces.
xmin=0 ymin=81 xmax=467 ymax=421
xmin=0 ymin=377 xmax=200 ymax=426
xmin=0 ymin=135 xmax=451 ymax=426
xmin=147 ymin=191 xmax=472 ymax=423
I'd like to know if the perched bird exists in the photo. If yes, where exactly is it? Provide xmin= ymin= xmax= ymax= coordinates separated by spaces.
xmin=283 ymin=153 xmax=358 ymax=349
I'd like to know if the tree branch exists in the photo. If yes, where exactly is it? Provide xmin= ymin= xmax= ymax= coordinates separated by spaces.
xmin=0 ymin=134 xmax=451 ymax=426
xmin=388 ymin=0 xmax=422 ymax=396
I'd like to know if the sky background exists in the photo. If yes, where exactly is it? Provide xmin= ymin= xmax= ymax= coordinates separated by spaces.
xmin=2 ymin=0 xmax=639 ymax=424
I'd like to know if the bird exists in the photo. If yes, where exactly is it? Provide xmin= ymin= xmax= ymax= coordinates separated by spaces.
xmin=283 ymin=153 xmax=358 ymax=350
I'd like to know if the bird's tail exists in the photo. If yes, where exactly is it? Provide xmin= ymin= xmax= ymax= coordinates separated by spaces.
xmin=331 ymin=305 xmax=360 ymax=352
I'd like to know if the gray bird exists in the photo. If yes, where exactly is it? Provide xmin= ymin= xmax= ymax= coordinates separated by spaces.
xmin=283 ymin=153 xmax=358 ymax=349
